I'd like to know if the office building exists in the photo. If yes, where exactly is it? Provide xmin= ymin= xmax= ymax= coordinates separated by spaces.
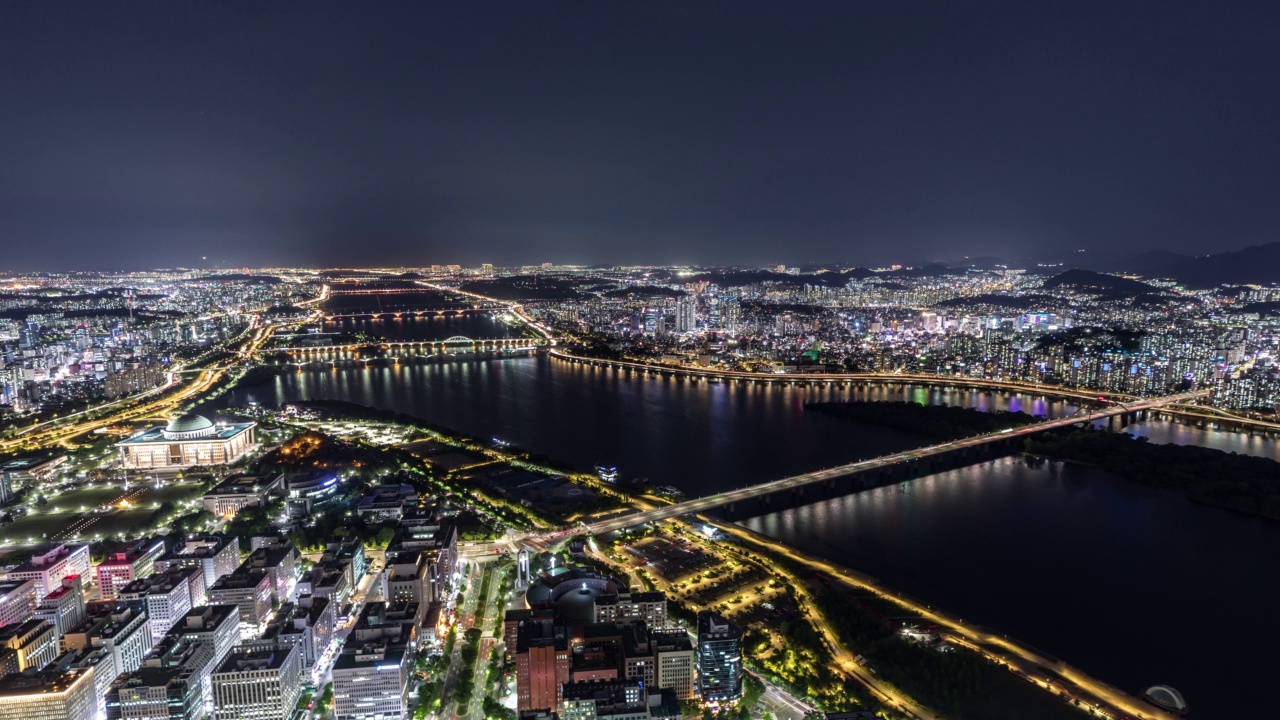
xmin=96 ymin=538 xmax=166 ymax=600
xmin=0 ymin=619 xmax=59 ymax=671
xmin=697 ymin=611 xmax=743 ymax=703
xmin=0 ymin=669 xmax=96 ymax=720
xmin=34 ymin=575 xmax=86 ymax=636
xmin=1 ymin=544 xmax=91 ymax=597
xmin=331 ymin=602 xmax=417 ymax=720
xmin=652 ymin=629 xmax=696 ymax=700
xmin=0 ymin=579 xmax=39 ymax=628
xmin=355 ymin=483 xmax=417 ymax=520
xmin=208 ymin=568 xmax=273 ymax=640
xmin=560 ymin=679 xmax=648 ymax=720
xmin=210 ymin=643 xmax=303 ymax=720
xmin=200 ymin=474 xmax=281 ymax=518
xmin=242 ymin=541 xmax=298 ymax=605
xmin=594 ymin=591 xmax=666 ymax=628
xmin=169 ymin=604 xmax=241 ymax=674
xmin=513 ymin=616 xmax=570 ymax=713
xmin=60 ymin=602 xmax=154 ymax=714
xmin=118 ymin=568 xmax=202 ymax=639
xmin=280 ymin=470 xmax=339 ymax=519
xmin=153 ymin=534 xmax=241 ymax=589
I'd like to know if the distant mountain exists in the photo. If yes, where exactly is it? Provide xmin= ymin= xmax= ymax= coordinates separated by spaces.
xmin=1110 ymin=242 xmax=1280 ymax=287
xmin=1042 ymin=269 xmax=1161 ymax=295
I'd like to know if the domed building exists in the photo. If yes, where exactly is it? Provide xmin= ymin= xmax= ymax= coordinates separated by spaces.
xmin=525 ymin=565 xmax=625 ymax=625
xmin=1143 ymin=685 xmax=1189 ymax=714
xmin=117 ymin=412 xmax=257 ymax=469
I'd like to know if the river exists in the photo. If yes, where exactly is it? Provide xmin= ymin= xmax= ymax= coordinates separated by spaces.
xmin=217 ymin=314 xmax=1276 ymax=716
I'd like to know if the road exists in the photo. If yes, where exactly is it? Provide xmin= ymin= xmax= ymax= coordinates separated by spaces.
xmin=0 ymin=319 xmax=284 ymax=453
xmin=711 ymin=521 xmax=1179 ymax=720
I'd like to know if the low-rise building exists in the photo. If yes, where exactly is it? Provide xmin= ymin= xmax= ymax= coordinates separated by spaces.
xmin=560 ymin=678 xmax=648 ymax=720
xmin=116 ymin=413 xmax=257 ymax=470
xmin=167 ymin=604 xmax=241 ymax=674
xmin=200 ymin=474 xmax=281 ymax=518
xmin=355 ymin=484 xmax=417 ymax=520
xmin=280 ymin=470 xmax=340 ymax=519
xmin=594 ymin=591 xmax=667 ymax=628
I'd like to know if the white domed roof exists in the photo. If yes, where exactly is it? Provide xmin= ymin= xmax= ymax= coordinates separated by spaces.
xmin=1144 ymin=685 xmax=1188 ymax=712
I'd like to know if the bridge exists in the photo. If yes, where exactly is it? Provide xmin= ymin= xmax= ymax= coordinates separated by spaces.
xmin=320 ymin=308 xmax=497 ymax=320
xmin=551 ymin=348 xmax=1126 ymax=402
xmin=577 ymin=389 xmax=1207 ymax=535
xmin=270 ymin=336 xmax=541 ymax=354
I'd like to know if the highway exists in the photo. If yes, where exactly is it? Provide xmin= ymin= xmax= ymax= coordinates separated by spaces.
xmin=578 ymin=389 xmax=1206 ymax=536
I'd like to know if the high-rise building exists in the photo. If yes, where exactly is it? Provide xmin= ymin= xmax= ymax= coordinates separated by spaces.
xmin=652 ymin=628 xmax=696 ymax=700
xmin=153 ymin=534 xmax=242 ymax=590
xmin=0 ymin=579 xmax=39 ymax=628
xmin=675 ymin=300 xmax=696 ymax=333
xmin=0 ymin=669 xmax=96 ymax=720
xmin=210 ymin=644 xmax=303 ymax=720
xmin=96 ymin=538 xmax=166 ymax=601
xmin=1 ymin=544 xmax=91 ymax=597
xmin=59 ymin=601 xmax=155 ymax=716
xmin=696 ymin=611 xmax=743 ymax=703
xmin=117 ymin=568 xmax=200 ymax=639
xmin=208 ymin=567 xmax=273 ymax=640
xmin=331 ymin=602 xmax=417 ymax=720
xmin=0 ymin=619 xmax=59 ymax=672
xmin=34 ymin=575 xmax=86 ymax=636
xmin=169 ymin=604 xmax=241 ymax=674
xmin=513 ymin=616 xmax=570 ymax=713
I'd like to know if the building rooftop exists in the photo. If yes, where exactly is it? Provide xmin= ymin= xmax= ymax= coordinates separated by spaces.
xmin=0 ymin=668 xmax=91 ymax=698
xmin=215 ymin=644 xmax=296 ymax=674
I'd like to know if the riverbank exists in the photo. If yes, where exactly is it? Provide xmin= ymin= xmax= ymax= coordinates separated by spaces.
xmin=1025 ymin=426 xmax=1280 ymax=520
xmin=805 ymin=400 xmax=1042 ymax=439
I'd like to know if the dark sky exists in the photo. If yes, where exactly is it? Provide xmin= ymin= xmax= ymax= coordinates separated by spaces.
xmin=2 ymin=2 xmax=1279 ymax=271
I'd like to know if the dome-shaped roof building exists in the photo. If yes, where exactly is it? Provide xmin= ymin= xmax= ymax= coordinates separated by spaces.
xmin=118 ymin=412 xmax=257 ymax=469
xmin=163 ymin=413 xmax=217 ymax=439
xmin=1143 ymin=685 xmax=1188 ymax=714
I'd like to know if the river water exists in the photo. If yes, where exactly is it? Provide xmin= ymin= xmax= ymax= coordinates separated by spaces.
xmin=219 ymin=315 xmax=1276 ymax=716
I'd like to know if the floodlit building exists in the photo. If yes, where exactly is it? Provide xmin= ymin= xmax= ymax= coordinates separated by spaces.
xmin=208 ymin=568 xmax=273 ymax=640
xmin=200 ymin=474 xmax=280 ymax=518
xmin=1 ymin=544 xmax=91 ymax=597
xmin=331 ymin=602 xmax=417 ymax=720
xmin=0 ymin=579 xmax=39 ymax=629
xmin=0 ymin=619 xmax=59 ymax=672
xmin=210 ymin=643 xmax=303 ymax=720
xmin=697 ymin=611 xmax=743 ymax=703
xmin=513 ymin=616 xmax=570 ymax=713
xmin=117 ymin=413 xmax=257 ymax=469
xmin=59 ymin=602 xmax=155 ymax=715
xmin=117 ymin=568 xmax=203 ymax=639
xmin=153 ymin=534 xmax=242 ymax=589
xmin=0 ymin=668 xmax=96 ymax=720
xmin=33 ymin=575 xmax=86 ymax=636
xmin=96 ymin=537 xmax=166 ymax=601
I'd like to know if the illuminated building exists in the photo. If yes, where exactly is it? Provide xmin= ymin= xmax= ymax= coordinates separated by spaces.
xmin=0 ymin=619 xmax=60 ymax=672
xmin=153 ymin=534 xmax=241 ymax=589
xmin=96 ymin=538 xmax=166 ymax=601
xmin=117 ymin=568 xmax=203 ymax=639
xmin=33 ymin=576 xmax=86 ymax=636
xmin=331 ymin=602 xmax=416 ymax=720
xmin=200 ymin=474 xmax=280 ymax=519
xmin=210 ymin=643 xmax=303 ymax=720
xmin=208 ymin=568 xmax=273 ymax=640
xmin=0 ymin=668 xmax=96 ymax=720
xmin=116 ymin=413 xmax=256 ymax=469
xmin=1 ymin=544 xmax=91 ymax=597
xmin=560 ymin=678 xmax=647 ymax=720
xmin=0 ymin=580 xmax=39 ymax=629
xmin=514 ymin=616 xmax=569 ymax=713
xmin=696 ymin=611 xmax=742 ymax=703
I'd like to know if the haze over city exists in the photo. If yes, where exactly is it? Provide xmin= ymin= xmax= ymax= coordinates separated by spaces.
xmin=4 ymin=2 xmax=1280 ymax=270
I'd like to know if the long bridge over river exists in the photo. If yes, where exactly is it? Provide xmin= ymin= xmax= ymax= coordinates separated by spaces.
xmin=576 ymin=388 xmax=1206 ymax=534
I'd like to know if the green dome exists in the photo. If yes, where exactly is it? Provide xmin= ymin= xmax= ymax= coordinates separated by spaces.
xmin=164 ymin=413 xmax=214 ymax=434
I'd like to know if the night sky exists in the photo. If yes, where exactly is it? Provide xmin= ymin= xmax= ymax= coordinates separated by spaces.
xmin=2 ymin=2 xmax=1278 ymax=271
